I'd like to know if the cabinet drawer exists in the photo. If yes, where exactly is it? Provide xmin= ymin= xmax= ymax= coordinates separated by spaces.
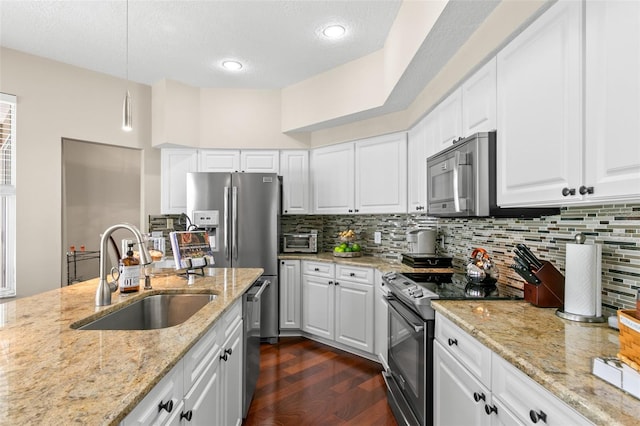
xmin=302 ymin=261 xmax=334 ymax=278
xmin=183 ymin=322 xmax=221 ymax=392
xmin=220 ymin=298 xmax=242 ymax=342
xmin=435 ymin=312 xmax=492 ymax=387
xmin=492 ymin=354 xmax=592 ymax=425
xmin=335 ymin=265 xmax=373 ymax=284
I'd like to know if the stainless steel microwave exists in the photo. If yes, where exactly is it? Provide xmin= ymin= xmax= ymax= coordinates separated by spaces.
xmin=426 ymin=131 xmax=559 ymax=218
xmin=282 ymin=232 xmax=318 ymax=253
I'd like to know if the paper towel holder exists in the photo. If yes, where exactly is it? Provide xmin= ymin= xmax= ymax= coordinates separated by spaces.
xmin=555 ymin=233 xmax=606 ymax=323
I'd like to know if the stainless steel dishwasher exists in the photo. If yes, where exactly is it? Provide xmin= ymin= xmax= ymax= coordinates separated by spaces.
xmin=243 ymin=277 xmax=270 ymax=418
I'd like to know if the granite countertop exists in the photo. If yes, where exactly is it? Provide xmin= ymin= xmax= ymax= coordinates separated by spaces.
xmin=278 ymin=252 xmax=453 ymax=274
xmin=0 ymin=267 xmax=263 ymax=425
xmin=432 ymin=300 xmax=640 ymax=425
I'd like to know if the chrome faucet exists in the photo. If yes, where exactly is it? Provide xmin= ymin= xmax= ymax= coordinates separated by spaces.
xmin=96 ymin=223 xmax=152 ymax=307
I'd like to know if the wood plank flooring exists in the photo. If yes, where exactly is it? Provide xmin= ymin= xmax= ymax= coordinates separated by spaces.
xmin=244 ymin=337 xmax=397 ymax=426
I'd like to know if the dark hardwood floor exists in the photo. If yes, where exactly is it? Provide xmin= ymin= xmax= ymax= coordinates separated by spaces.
xmin=244 ymin=337 xmax=397 ymax=426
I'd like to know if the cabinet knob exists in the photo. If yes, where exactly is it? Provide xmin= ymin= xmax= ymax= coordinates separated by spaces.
xmin=284 ymin=210 xmax=288 ymax=213
xmin=348 ymin=209 xmax=353 ymax=213
xmin=354 ymin=209 xmax=359 ymax=213
xmin=180 ymin=410 xmax=193 ymax=422
xmin=335 ymin=281 xmax=339 ymax=285
xmin=220 ymin=353 xmax=228 ymax=362
xmin=314 ymin=267 xmax=320 ymax=272
xmin=485 ymin=404 xmax=498 ymax=416
xmin=529 ymin=409 xmax=547 ymax=423
xmin=447 ymin=338 xmax=458 ymax=346
xmin=473 ymin=392 xmax=486 ymax=403
xmin=579 ymin=185 xmax=594 ymax=195
xmin=158 ymin=399 xmax=173 ymax=413
xmin=328 ymin=281 xmax=333 ymax=285
xmin=225 ymin=348 xmax=233 ymax=356
xmin=561 ymin=187 xmax=576 ymax=196
xmin=349 ymin=272 xmax=356 ymax=277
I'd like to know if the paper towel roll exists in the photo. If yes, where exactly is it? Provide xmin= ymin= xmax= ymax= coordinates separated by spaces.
xmin=565 ymin=243 xmax=602 ymax=317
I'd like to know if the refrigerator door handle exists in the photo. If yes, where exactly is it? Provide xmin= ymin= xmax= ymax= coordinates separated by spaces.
xmin=232 ymin=186 xmax=238 ymax=261
xmin=223 ymin=186 xmax=230 ymax=260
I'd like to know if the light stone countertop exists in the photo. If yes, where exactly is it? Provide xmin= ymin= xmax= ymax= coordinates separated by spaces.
xmin=278 ymin=252 xmax=453 ymax=274
xmin=432 ymin=300 xmax=640 ymax=425
xmin=0 ymin=267 xmax=263 ymax=425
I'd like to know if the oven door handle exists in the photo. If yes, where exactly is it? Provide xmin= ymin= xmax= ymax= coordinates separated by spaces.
xmin=387 ymin=296 xmax=424 ymax=333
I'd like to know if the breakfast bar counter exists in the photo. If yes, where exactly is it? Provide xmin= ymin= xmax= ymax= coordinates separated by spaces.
xmin=0 ymin=267 xmax=262 ymax=425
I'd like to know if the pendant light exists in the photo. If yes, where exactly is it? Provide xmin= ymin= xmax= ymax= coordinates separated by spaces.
xmin=122 ymin=0 xmax=132 ymax=132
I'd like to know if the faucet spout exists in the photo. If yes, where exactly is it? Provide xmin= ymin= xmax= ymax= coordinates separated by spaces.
xmin=96 ymin=223 xmax=152 ymax=307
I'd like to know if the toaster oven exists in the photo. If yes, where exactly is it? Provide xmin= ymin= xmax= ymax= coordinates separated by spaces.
xmin=282 ymin=233 xmax=318 ymax=253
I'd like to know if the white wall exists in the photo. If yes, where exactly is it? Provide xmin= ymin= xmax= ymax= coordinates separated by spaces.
xmin=0 ymin=47 xmax=159 ymax=297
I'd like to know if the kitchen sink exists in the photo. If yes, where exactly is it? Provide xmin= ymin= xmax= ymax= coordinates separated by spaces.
xmin=72 ymin=293 xmax=217 ymax=331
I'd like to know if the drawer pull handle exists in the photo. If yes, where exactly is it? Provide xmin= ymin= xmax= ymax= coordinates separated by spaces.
xmin=579 ymin=185 xmax=594 ymax=195
xmin=220 ymin=353 xmax=228 ymax=362
xmin=328 ymin=281 xmax=334 ymax=285
xmin=485 ymin=404 xmax=498 ymax=416
xmin=180 ymin=410 xmax=193 ymax=422
xmin=158 ymin=399 xmax=173 ymax=413
xmin=447 ymin=338 xmax=458 ymax=346
xmin=314 ymin=267 xmax=320 ymax=271
xmin=349 ymin=272 xmax=356 ymax=277
xmin=335 ymin=281 xmax=339 ymax=286
xmin=473 ymin=392 xmax=485 ymax=402
xmin=225 ymin=348 xmax=233 ymax=356
xmin=529 ymin=409 xmax=547 ymax=423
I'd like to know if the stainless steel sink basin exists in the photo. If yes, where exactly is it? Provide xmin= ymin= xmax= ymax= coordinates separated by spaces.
xmin=73 ymin=293 xmax=217 ymax=330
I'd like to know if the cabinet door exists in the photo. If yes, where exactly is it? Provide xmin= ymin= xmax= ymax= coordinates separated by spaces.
xmin=311 ymin=143 xmax=355 ymax=214
xmin=496 ymin=0 xmax=583 ymax=207
xmin=435 ymin=88 xmax=463 ymax=150
xmin=279 ymin=260 xmax=301 ymax=330
xmin=462 ymin=58 xmax=497 ymax=136
xmin=334 ymin=279 xmax=374 ymax=353
xmin=240 ymin=150 xmax=280 ymax=173
xmin=355 ymin=133 xmax=407 ymax=214
xmin=122 ymin=360 xmax=184 ymax=425
xmin=221 ymin=320 xmax=244 ymax=426
xmin=374 ymin=271 xmax=389 ymax=370
xmin=198 ymin=149 xmax=241 ymax=172
xmin=301 ymin=274 xmax=334 ymax=339
xmin=161 ymin=149 xmax=198 ymax=214
xmin=182 ymin=354 xmax=222 ymax=426
xmin=407 ymin=119 xmax=428 ymax=212
xmin=434 ymin=340 xmax=492 ymax=426
xmin=280 ymin=150 xmax=310 ymax=214
xmin=584 ymin=0 xmax=640 ymax=201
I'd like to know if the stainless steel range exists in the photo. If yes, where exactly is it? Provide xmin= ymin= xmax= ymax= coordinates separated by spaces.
xmin=382 ymin=271 xmax=520 ymax=426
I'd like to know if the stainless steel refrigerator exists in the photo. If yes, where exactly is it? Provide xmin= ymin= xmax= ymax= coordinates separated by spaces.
xmin=186 ymin=172 xmax=280 ymax=343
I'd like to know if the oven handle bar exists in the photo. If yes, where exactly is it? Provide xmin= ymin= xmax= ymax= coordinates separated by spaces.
xmin=387 ymin=295 xmax=424 ymax=333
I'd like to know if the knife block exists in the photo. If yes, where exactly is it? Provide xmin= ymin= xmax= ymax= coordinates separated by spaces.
xmin=523 ymin=261 xmax=565 ymax=308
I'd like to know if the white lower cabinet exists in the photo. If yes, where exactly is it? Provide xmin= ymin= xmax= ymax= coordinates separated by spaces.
xmin=279 ymin=260 xmax=301 ymax=330
xmin=301 ymin=261 xmax=374 ymax=354
xmin=434 ymin=312 xmax=592 ymax=426
xmin=122 ymin=299 xmax=243 ymax=426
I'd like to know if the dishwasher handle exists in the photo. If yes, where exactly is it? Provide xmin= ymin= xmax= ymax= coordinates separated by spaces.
xmin=248 ymin=279 xmax=270 ymax=302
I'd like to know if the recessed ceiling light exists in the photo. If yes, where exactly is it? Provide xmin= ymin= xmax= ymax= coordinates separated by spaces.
xmin=222 ymin=60 xmax=243 ymax=71
xmin=322 ymin=25 xmax=346 ymax=39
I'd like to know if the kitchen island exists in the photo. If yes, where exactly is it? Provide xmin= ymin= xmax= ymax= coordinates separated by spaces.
xmin=433 ymin=300 xmax=640 ymax=425
xmin=0 ymin=267 xmax=262 ymax=425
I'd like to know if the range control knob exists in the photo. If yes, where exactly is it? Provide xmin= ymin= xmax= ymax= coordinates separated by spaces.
xmin=412 ymin=289 xmax=424 ymax=298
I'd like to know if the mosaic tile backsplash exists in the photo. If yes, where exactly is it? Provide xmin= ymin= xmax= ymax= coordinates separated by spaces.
xmin=281 ymin=204 xmax=640 ymax=317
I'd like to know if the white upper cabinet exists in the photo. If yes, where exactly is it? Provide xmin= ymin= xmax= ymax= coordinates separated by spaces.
xmin=407 ymin=118 xmax=428 ymax=212
xmin=198 ymin=150 xmax=241 ymax=173
xmin=462 ymin=58 xmax=497 ymax=136
xmin=240 ymin=150 xmax=280 ymax=173
xmin=355 ymin=133 xmax=407 ymax=214
xmin=496 ymin=0 xmax=583 ymax=207
xmin=435 ymin=88 xmax=463 ymax=151
xmin=161 ymin=149 xmax=198 ymax=214
xmin=311 ymin=142 xmax=355 ymax=214
xmin=584 ymin=0 xmax=640 ymax=202
xmin=280 ymin=150 xmax=310 ymax=215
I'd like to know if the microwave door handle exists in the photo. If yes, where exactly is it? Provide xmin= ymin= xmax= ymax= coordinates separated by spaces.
xmin=453 ymin=151 xmax=461 ymax=212
xmin=223 ymin=186 xmax=230 ymax=260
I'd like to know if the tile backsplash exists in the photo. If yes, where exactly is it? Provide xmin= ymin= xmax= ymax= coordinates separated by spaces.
xmin=281 ymin=203 xmax=640 ymax=317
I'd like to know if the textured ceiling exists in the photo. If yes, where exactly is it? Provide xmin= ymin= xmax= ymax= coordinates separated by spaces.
xmin=0 ymin=0 xmax=402 ymax=89
xmin=0 ymin=0 xmax=508 ymax=131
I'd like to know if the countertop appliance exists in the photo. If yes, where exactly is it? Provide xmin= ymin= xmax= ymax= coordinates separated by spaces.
xmin=282 ymin=232 xmax=318 ymax=253
xmin=382 ymin=271 xmax=520 ymax=426
xmin=426 ymin=131 xmax=560 ymax=218
xmin=187 ymin=172 xmax=280 ymax=343
xmin=406 ymin=229 xmax=436 ymax=255
xmin=243 ymin=277 xmax=270 ymax=419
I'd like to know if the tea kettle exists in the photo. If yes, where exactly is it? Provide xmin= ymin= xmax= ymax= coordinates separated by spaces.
xmin=466 ymin=248 xmax=500 ymax=284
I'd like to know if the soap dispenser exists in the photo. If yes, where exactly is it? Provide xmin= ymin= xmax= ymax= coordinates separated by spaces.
xmin=119 ymin=243 xmax=140 ymax=293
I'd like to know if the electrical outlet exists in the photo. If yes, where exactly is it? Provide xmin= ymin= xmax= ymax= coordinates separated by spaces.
xmin=374 ymin=231 xmax=382 ymax=244
xmin=167 ymin=218 xmax=174 ymax=229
